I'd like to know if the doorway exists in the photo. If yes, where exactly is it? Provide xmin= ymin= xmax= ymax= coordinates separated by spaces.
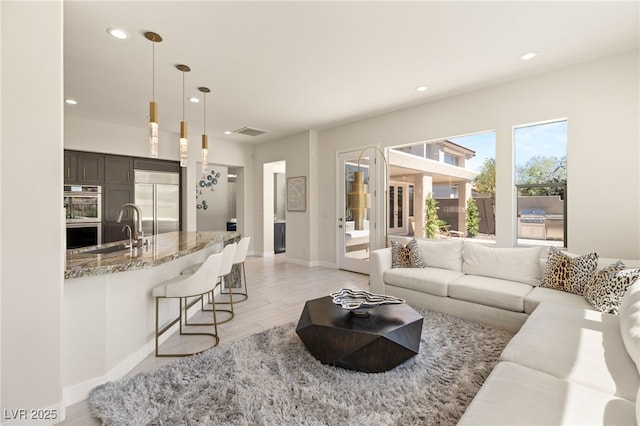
xmin=337 ymin=148 xmax=385 ymax=274
xmin=263 ymin=161 xmax=286 ymax=255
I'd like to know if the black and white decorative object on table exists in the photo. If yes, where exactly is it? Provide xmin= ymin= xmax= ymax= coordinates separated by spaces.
xmin=330 ymin=288 xmax=404 ymax=317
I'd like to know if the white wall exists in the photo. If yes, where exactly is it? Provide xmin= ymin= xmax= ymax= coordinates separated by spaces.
xmin=254 ymin=131 xmax=313 ymax=263
xmin=274 ymin=173 xmax=286 ymax=220
xmin=195 ymin=164 xmax=229 ymax=231
xmin=312 ymin=49 xmax=639 ymax=262
xmin=1 ymin=1 xmax=65 ymax=422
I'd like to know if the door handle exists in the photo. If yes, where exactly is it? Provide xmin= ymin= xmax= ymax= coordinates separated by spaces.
xmin=338 ymin=225 xmax=343 ymax=228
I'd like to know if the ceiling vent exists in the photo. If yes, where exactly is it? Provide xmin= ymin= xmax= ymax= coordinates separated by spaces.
xmin=233 ymin=126 xmax=267 ymax=137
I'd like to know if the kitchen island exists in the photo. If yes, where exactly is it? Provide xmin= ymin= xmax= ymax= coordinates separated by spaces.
xmin=66 ymin=230 xmax=239 ymax=279
xmin=63 ymin=231 xmax=240 ymax=405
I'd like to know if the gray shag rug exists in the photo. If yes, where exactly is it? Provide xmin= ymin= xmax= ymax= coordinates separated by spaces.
xmin=88 ymin=307 xmax=514 ymax=425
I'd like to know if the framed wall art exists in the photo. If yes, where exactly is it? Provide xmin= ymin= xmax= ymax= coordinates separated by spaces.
xmin=287 ymin=176 xmax=306 ymax=212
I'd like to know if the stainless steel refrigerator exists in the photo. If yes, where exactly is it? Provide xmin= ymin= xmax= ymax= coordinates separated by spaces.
xmin=134 ymin=170 xmax=180 ymax=236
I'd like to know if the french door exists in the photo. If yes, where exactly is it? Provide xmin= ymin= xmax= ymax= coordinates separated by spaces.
xmin=388 ymin=182 xmax=414 ymax=236
xmin=336 ymin=148 xmax=384 ymax=274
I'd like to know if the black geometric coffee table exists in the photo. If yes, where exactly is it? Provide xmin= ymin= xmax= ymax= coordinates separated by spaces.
xmin=295 ymin=295 xmax=423 ymax=373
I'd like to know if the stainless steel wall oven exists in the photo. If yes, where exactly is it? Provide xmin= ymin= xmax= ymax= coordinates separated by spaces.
xmin=66 ymin=223 xmax=102 ymax=249
xmin=64 ymin=185 xmax=102 ymax=248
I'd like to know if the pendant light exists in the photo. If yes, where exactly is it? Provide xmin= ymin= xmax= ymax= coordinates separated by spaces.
xmin=144 ymin=32 xmax=162 ymax=158
xmin=176 ymin=64 xmax=190 ymax=167
xmin=198 ymin=87 xmax=211 ymax=174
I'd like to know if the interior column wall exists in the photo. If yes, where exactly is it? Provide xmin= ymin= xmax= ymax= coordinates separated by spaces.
xmin=1 ymin=0 xmax=65 ymax=420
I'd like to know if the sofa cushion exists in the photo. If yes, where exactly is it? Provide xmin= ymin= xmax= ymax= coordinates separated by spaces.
xmin=524 ymin=286 xmax=594 ymax=314
xmin=462 ymin=242 xmax=541 ymax=285
xmin=416 ymin=239 xmax=463 ymax=272
xmin=584 ymin=262 xmax=640 ymax=314
xmin=540 ymin=246 xmax=598 ymax=294
xmin=500 ymin=301 xmax=640 ymax=401
xmin=383 ymin=267 xmax=463 ymax=297
xmin=458 ymin=361 xmax=637 ymax=426
xmin=448 ymin=275 xmax=532 ymax=312
xmin=619 ymin=280 xmax=640 ymax=374
xmin=390 ymin=238 xmax=426 ymax=268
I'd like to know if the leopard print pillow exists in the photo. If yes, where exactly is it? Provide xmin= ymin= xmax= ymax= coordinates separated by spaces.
xmin=584 ymin=260 xmax=625 ymax=300
xmin=391 ymin=238 xmax=426 ymax=268
xmin=541 ymin=246 xmax=598 ymax=295
xmin=584 ymin=264 xmax=640 ymax=314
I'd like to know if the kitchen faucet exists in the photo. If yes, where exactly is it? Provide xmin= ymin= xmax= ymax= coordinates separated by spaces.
xmin=121 ymin=225 xmax=133 ymax=249
xmin=116 ymin=203 xmax=145 ymax=248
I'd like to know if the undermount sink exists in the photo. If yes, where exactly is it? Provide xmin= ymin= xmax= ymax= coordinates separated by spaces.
xmin=82 ymin=244 xmax=130 ymax=255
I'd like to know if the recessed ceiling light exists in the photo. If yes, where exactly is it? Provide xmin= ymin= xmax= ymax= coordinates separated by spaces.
xmin=224 ymin=131 xmax=232 ymax=135
xmin=520 ymin=51 xmax=538 ymax=61
xmin=415 ymin=85 xmax=428 ymax=92
xmin=107 ymin=28 xmax=129 ymax=40
xmin=188 ymin=97 xmax=200 ymax=103
xmin=65 ymin=99 xmax=78 ymax=105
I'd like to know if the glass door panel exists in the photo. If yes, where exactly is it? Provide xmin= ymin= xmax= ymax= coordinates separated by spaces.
xmin=388 ymin=183 xmax=408 ymax=235
xmin=338 ymin=150 xmax=372 ymax=274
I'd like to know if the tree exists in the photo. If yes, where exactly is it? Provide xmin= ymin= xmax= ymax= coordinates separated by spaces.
xmin=474 ymin=158 xmax=496 ymax=199
xmin=424 ymin=193 xmax=444 ymax=239
xmin=473 ymin=158 xmax=496 ymax=230
xmin=516 ymin=155 xmax=566 ymax=196
xmin=466 ymin=197 xmax=480 ymax=237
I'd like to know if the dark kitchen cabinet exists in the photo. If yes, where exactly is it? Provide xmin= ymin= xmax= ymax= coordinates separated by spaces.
xmin=64 ymin=151 xmax=78 ymax=183
xmin=64 ymin=150 xmax=104 ymax=184
xmin=134 ymin=158 xmax=181 ymax=173
xmin=274 ymin=222 xmax=286 ymax=253
xmin=76 ymin=152 xmax=104 ymax=183
xmin=102 ymin=184 xmax=135 ymax=243
xmin=105 ymin=155 xmax=134 ymax=184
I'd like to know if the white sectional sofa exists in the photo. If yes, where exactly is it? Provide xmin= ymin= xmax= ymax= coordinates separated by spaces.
xmin=369 ymin=238 xmax=640 ymax=425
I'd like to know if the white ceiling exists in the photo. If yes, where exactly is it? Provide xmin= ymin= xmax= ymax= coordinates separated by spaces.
xmin=64 ymin=1 xmax=639 ymax=145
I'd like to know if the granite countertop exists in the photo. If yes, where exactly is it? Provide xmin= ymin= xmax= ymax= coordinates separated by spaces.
xmin=65 ymin=231 xmax=240 ymax=279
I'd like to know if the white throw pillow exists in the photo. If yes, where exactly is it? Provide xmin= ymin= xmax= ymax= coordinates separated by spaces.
xmin=618 ymin=279 xmax=640 ymax=374
xmin=462 ymin=242 xmax=542 ymax=285
xmin=416 ymin=239 xmax=463 ymax=272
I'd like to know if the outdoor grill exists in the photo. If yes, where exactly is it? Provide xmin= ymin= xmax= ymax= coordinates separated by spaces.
xmin=518 ymin=209 xmax=546 ymax=240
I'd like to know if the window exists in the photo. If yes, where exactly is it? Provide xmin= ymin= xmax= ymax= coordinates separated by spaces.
xmin=449 ymin=131 xmax=497 ymax=241
xmin=388 ymin=131 xmax=496 ymax=241
xmin=514 ymin=120 xmax=567 ymax=247
xmin=444 ymin=153 xmax=459 ymax=166
xmin=408 ymin=185 xmax=414 ymax=217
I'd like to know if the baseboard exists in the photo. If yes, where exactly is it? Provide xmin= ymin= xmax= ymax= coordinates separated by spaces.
xmin=62 ymin=299 xmax=205 ymax=406
xmin=314 ymin=260 xmax=337 ymax=269
xmin=285 ymin=257 xmax=310 ymax=267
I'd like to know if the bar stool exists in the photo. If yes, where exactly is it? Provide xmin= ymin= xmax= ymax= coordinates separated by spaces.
xmin=152 ymin=251 xmax=223 ymax=357
xmin=220 ymin=236 xmax=251 ymax=303
xmin=182 ymin=242 xmax=237 ymax=324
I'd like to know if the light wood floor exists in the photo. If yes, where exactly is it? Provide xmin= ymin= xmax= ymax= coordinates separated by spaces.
xmin=61 ymin=254 xmax=370 ymax=425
